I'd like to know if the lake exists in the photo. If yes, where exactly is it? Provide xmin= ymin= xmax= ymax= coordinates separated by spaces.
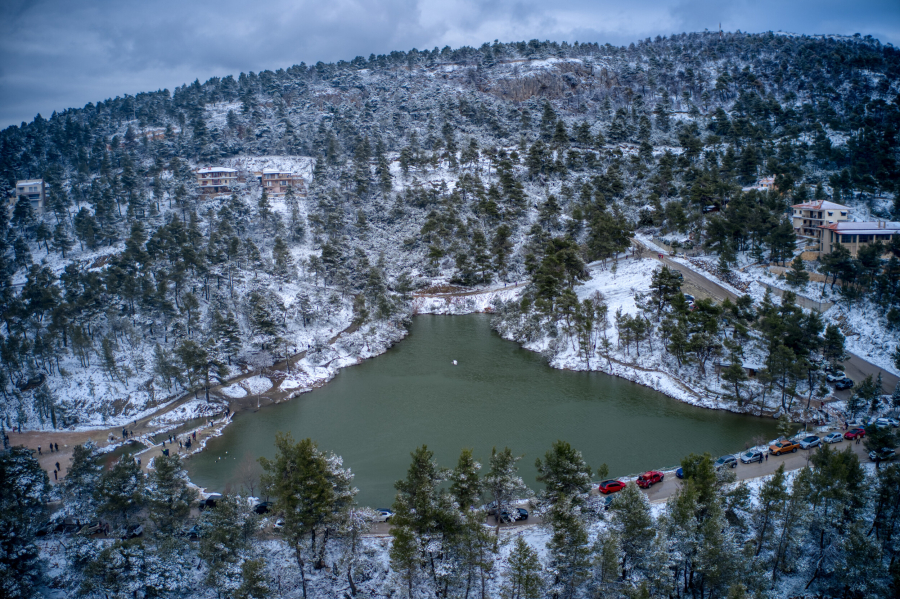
xmin=187 ymin=314 xmax=778 ymax=507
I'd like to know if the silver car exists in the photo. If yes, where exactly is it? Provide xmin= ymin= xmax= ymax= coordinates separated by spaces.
xmin=799 ymin=435 xmax=821 ymax=449
xmin=740 ymin=449 xmax=764 ymax=464
xmin=823 ymin=432 xmax=843 ymax=444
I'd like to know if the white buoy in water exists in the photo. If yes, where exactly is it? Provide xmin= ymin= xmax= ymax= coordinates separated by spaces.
xmin=452 ymin=360 xmax=458 ymax=365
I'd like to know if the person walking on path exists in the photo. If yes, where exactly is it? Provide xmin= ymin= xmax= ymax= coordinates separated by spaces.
xmin=54 ymin=443 xmax=58 ymax=452
xmin=38 ymin=446 xmax=41 ymax=455
xmin=55 ymin=462 xmax=60 ymax=471
xmin=765 ymin=452 xmax=768 ymax=462
xmin=53 ymin=470 xmax=57 ymax=481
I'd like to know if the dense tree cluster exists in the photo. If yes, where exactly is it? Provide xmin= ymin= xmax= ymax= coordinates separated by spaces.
xmin=4 ymin=429 xmax=899 ymax=598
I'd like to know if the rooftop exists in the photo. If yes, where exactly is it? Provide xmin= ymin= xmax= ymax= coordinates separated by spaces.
xmin=820 ymin=221 xmax=900 ymax=234
xmin=16 ymin=179 xmax=43 ymax=185
xmin=196 ymin=167 xmax=237 ymax=174
xmin=791 ymin=200 xmax=850 ymax=211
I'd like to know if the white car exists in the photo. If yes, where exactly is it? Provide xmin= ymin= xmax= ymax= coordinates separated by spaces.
xmin=889 ymin=418 xmax=900 ymax=428
xmin=273 ymin=519 xmax=285 ymax=531
xmin=823 ymin=432 xmax=843 ymax=444
xmin=373 ymin=509 xmax=393 ymax=522
xmin=826 ymin=373 xmax=847 ymax=383
xmin=874 ymin=418 xmax=891 ymax=429
xmin=799 ymin=435 xmax=821 ymax=449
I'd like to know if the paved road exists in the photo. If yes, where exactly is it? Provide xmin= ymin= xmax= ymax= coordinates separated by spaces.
xmin=836 ymin=352 xmax=899 ymax=399
xmin=637 ymin=429 xmax=870 ymax=503
xmin=632 ymin=238 xmax=899 ymax=401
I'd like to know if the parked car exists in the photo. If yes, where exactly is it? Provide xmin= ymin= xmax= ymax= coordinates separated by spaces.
xmin=826 ymin=372 xmax=847 ymax=383
xmin=823 ymin=432 xmax=844 ymax=444
xmin=740 ymin=450 xmax=764 ymax=464
xmin=683 ymin=294 xmax=695 ymax=303
xmin=37 ymin=519 xmax=80 ymax=536
xmin=844 ymin=428 xmax=866 ymax=440
xmin=874 ymin=418 xmax=892 ymax=429
xmin=889 ymin=418 xmax=900 ymax=428
xmin=799 ymin=435 xmax=821 ymax=449
xmin=178 ymin=525 xmax=201 ymax=539
xmin=869 ymin=447 xmax=898 ymax=463
xmin=833 ymin=378 xmax=854 ymax=390
xmin=199 ymin=493 xmax=222 ymax=511
xmin=714 ymin=455 xmax=737 ymax=469
xmin=253 ymin=502 xmax=271 ymax=515
xmin=636 ymin=471 xmax=664 ymax=488
xmin=374 ymin=509 xmax=393 ymax=522
xmin=273 ymin=519 xmax=285 ymax=531
xmin=598 ymin=480 xmax=626 ymax=494
xmin=675 ymin=467 xmax=684 ymax=479
xmin=122 ymin=524 xmax=143 ymax=540
xmin=601 ymin=495 xmax=615 ymax=510
xmin=769 ymin=440 xmax=800 ymax=455
xmin=78 ymin=522 xmax=102 ymax=536
xmin=499 ymin=508 xmax=529 ymax=523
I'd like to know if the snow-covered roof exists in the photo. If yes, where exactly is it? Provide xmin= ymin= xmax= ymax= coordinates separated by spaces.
xmin=196 ymin=167 xmax=237 ymax=174
xmin=16 ymin=179 xmax=43 ymax=185
xmin=791 ymin=200 xmax=850 ymax=211
xmin=819 ymin=221 xmax=900 ymax=234
xmin=262 ymin=168 xmax=292 ymax=174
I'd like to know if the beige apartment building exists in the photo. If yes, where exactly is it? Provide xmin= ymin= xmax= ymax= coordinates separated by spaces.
xmin=259 ymin=169 xmax=307 ymax=197
xmin=791 ymin=200 xmax=850 ymax=247
xmin=819 ymin=221 xmax=900 ymax=256
xmin=196 ymin=167 xmax=238 ymax=195
xmin=14 ymin=179 xmax=46 ymax=213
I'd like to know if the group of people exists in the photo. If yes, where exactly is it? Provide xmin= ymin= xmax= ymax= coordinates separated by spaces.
xmin=37 ymin=441 xmax=59 ymax=456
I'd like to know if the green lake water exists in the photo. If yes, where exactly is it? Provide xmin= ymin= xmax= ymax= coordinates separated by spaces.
xmin=187 ymin=314 xmax=778 ymax=507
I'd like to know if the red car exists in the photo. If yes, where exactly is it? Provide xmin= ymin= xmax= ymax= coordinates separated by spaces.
xmin=844 ymin=428 xmax=866 ymax=440
xmin=598 ymin=480 xmax=626 ymax=494
xmin=636 ymin=471 xmax=664 ymax=488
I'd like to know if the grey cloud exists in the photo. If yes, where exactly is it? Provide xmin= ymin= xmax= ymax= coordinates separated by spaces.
xmin=0 ymin=0 xmax=897 ymax=127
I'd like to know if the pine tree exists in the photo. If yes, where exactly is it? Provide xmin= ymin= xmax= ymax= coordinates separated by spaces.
xmin=51 ymin=223 xmax=75 ymax=258
xmin=0 ymin=447 xmax=50 ymax=599
xmin=95 ymin=457 xmax=145 ymax=528
xmin=609 ymin=482 xmax=656 ymax=578
xmin=484 ymin=446 xmax=530 ymax=537
xmin=272 ymin=236 xmax=295 ymax=279
xmin=450 ymin=447 xmax=482 ymax=510
xmin=546 ymin=494 xmax=590 ymax=598
xmin=534 ymin=440 xmax=593 ymax=506
xmin=785 ymin=255 xmax=809 ymax=289
xmin=501 ymin=536 xmax=545 ymax=599
xmin=148 ymin=453 xmax=197 ymax=536
xmin=62 ymin=443 xmax=103 ymax=521
xmin=198 ymin=494 xmax=255 ymax=595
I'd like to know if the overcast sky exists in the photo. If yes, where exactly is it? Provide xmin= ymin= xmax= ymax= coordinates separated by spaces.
xmin=1 ymin=0 xmax=897 ymax=129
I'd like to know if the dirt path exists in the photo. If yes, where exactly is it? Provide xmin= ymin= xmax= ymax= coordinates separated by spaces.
xmin=13 ymin=320 xmax=362 ymax=484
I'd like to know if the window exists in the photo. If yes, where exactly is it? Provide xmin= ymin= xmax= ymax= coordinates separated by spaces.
xmin=827 ymin=212 xmax=832 ymax=216
xmin=840 ymin=212 xmax=846 ymax=216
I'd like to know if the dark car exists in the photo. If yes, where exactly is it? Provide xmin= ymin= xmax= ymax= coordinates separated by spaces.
xmin=178 ymin=525 xmax=201 ymax=539
xmin=499 ymin=508 xmax=529 ymax=523
xmin=714 ymin=455 xmax=737 ymax=469
xmin=636 ymin=471 xmax=664 ymax=488
xmin=598 ymin=480 xmax=626 ymax=494
xmin=869 ymin=447 xmax=897 ymax=463
xmin=199 ymin=493 xmax=223 ymax=511
xmin=844 ymin=427 xmax=866 ymax=440
xmin=834 ymin=378 xmax=854 ymax=390
xmin=253 ymin=502 xmax=271 ymax=515
xmin=675 ymin=467 xmax=684 ymax=479
xmin=601 ymin=495 xmax=615 ymax=510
